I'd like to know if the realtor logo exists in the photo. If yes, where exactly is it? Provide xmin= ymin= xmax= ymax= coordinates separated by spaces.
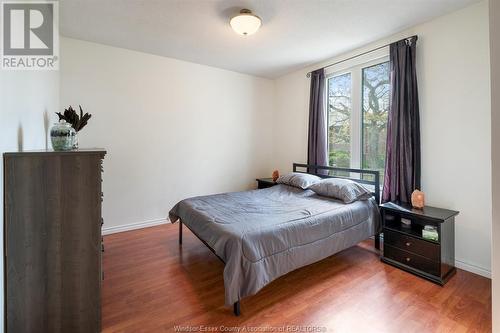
xmin=1 ymin=0 xmax=59 ymax=70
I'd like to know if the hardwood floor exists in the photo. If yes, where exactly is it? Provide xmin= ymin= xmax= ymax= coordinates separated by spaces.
xmin=102 ymin=224 xmax=491 ymax=333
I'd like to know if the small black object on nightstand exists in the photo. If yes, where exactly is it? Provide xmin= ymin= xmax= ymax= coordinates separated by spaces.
xmin=380 ymin=201 xmax=459 ymax=285
xmin=256 ymin=178 xmax=277 ymax=189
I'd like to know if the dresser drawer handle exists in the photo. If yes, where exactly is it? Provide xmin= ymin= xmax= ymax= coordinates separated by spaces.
xmin=405 ymin=257 xmax=411 ymax=262
xmin=405 ymin=242 xmax=411 ymax=247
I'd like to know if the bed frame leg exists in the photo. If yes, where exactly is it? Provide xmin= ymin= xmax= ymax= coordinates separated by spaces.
xmin=374 ymin=233 xmax=380 ymax=250
xmin=179 ymin=220 xmax=183 ymax=245
xmin=233 ymin=300 xmax=240 ymax=316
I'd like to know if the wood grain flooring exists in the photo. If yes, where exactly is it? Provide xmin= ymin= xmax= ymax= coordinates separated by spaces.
xmin=102 ymin=224 xmax=491 ymax=333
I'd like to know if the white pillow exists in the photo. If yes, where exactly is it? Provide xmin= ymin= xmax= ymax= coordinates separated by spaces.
xmin=276 ymin=172 xmax=321 ymax=189
xmin=309 ymin=178 xmax=372 ymax=203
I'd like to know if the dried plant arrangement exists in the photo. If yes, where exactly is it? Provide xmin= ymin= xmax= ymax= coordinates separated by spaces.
xmin=56 ymin=105 xmax=92 ymax=132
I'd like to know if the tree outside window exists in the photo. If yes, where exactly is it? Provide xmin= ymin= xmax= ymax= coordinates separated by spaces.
xmin=362 ymin=62 xmax=390 ymax=184
xmin=328 ymin=73 xmax=351 ymax=173
xmin=327 ymin=60 xmax=389 ymax=184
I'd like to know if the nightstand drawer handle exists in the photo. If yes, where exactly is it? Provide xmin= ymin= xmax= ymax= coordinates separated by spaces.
xmin=405 ymin=242 xmax=411 ymax=247
xmin=405 ymin=257 xmax=411 ymax=262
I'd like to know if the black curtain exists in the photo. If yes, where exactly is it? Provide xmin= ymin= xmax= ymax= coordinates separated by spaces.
xmin=307 ymin=69 xmax=328 ymax=169
xmin=382 ymin=36 xmax=421 ymax=203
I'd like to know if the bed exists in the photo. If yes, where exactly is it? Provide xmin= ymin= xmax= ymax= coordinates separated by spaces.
xmin=168 ymin=163 xmax=381 ymax=316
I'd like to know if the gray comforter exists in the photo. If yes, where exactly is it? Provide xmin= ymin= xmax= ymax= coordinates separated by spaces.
xmin=169 ymin=184 xmax=380 ymax=306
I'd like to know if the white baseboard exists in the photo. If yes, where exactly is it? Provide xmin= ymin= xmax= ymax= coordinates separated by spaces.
xmin=455 ymin=259 xmax=491 ymax=278
xmin=102 ymin=218 xmax=168 ymax=235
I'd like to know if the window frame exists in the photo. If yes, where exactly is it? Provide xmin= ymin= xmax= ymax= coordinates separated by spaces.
xmin=325 ymin=51 xmax=390 ymax=174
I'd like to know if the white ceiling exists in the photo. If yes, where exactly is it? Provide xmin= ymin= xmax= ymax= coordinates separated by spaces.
xmin=60 ymin=0 xmax=479 ymax=79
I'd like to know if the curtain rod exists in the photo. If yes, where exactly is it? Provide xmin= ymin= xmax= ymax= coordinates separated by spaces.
xmin=305 ymin=35 xmax=418 ymax=78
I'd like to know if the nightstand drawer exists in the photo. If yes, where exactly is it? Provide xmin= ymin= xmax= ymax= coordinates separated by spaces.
xmin=384 ymin=244 xmax=440 ymax=276
xmin=384 ymin=229 xmax=440 ymax=261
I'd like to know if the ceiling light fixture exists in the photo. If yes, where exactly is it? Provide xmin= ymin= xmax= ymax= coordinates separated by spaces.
xmin=230 ymin=9 xmax=261 ymax=36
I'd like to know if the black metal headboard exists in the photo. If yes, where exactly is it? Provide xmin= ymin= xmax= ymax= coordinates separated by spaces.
xmin=293 ymin=163 xmax=380 ymax=204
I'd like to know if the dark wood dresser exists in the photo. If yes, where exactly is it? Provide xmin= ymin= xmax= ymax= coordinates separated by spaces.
xmin=3 ymin=149 xmax=106 ymax=333
xmin=380 ymin=202 xmax=459 ymax=285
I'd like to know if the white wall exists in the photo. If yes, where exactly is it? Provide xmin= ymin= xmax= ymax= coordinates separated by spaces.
xmin=0 ymin=71 xmax=60 ymax=332
xmin=490 ymin=0 xmax=500 ymax=330
xmin=60 ymin=38 xmax=275 ymax=232
xmin=273 ymin=1 xmax=492 ymax=277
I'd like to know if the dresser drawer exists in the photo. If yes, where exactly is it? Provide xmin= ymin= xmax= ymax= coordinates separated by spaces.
xmin=384 ymin=229 xmax=440 ymax=261
xmin=384 ymin=244 xmax=440 ymax=276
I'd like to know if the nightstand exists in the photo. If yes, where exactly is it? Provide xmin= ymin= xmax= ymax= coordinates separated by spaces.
xmin=380 ymin=202 xmax=459 ymax=285
xmin=256 ymin=178 xmax=276 ymax=189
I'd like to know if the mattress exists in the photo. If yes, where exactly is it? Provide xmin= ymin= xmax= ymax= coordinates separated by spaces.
xmin=169 ymin=184 xmax=380 ymax=306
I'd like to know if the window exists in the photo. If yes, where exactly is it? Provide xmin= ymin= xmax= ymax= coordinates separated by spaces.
xmin=327 ymin=57 xmax=390 ymax=184
xmin=328 ymin=73 xmax=352 ymax=170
